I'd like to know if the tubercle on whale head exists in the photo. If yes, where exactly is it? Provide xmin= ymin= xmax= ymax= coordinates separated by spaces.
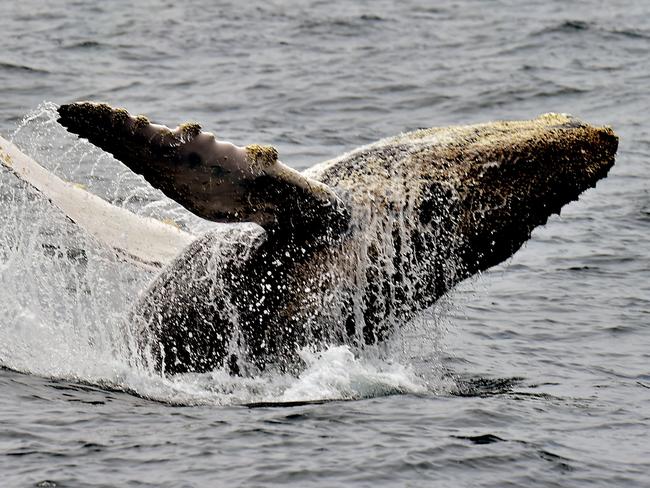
xmin=56 ymin=101 xmax=351 ymax=242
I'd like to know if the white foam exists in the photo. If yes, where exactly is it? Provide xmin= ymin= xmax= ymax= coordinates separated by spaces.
xmin=95 ymin=345 xmax=440 ymax=406
xmin=280 ymin=346 xmax=429 ymax=401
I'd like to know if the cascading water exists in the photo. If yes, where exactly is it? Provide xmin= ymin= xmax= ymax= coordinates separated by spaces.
xmin=0 ymin=103 xmax=451 ymax=405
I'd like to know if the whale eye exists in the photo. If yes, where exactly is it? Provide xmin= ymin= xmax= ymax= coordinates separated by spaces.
xmin=188 ymin=152 xmax=202 ymax=168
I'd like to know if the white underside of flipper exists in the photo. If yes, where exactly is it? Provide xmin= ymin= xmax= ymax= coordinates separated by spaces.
xmin=0 ymin=134 xmax=195 ymax=269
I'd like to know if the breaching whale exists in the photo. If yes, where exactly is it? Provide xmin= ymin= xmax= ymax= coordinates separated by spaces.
xmin=1 ymin=103 xmax=618 ymax=375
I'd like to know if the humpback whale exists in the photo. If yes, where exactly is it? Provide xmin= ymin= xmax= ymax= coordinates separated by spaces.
xmin=1 ymin=103 xmax=618 ymax=376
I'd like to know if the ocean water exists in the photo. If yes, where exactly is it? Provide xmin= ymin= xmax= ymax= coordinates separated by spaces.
xmin=1 ymin=0 xmax=649 ymax=487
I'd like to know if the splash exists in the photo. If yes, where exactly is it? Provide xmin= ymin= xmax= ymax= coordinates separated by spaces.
xmin=279 ymin=346 xmax=432 ymax=401
xmin=10 ymin=102 xmax=215 ymax=235
xmin=115 ymin=345 xmax=437 ymax=406
xmin=0 ymin=103 xmax=450 ymax=405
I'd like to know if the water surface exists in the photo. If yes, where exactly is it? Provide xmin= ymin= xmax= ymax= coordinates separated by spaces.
xmin=1 ymin=1 xmax=649 ymax=486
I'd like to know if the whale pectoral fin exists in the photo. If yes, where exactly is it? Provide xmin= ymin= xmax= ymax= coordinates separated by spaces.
xmin=0 ymin=133 xmax=195 ymax=269
xmin=57 ymin=102 xmax=349 ymax=240
xmin=57 ymin=102 xmax=181 ymax=176
xmin=57 ymin=102 xmax=207 ymax=219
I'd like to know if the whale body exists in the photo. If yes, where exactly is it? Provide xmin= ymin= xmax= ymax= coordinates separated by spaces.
xmin=1 ymin=104 xmax=618 ymax=375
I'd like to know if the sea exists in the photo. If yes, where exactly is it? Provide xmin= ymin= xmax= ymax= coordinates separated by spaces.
xmin=0 ymin=0 xmax=649 ymax=486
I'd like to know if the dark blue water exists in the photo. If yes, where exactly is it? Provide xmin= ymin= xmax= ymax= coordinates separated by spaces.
xmin=1 ymin=1 xmax=649 ymax=486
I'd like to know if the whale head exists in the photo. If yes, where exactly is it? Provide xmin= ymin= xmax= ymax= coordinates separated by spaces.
xmin=434 ymin=113 xmax=618 ymax=278
xmin=310 ymin=113 xmax=618 ymax=305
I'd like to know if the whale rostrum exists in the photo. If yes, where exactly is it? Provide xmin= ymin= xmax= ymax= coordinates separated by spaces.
xmin=53 ymin=103 xmax=617 ymax=375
